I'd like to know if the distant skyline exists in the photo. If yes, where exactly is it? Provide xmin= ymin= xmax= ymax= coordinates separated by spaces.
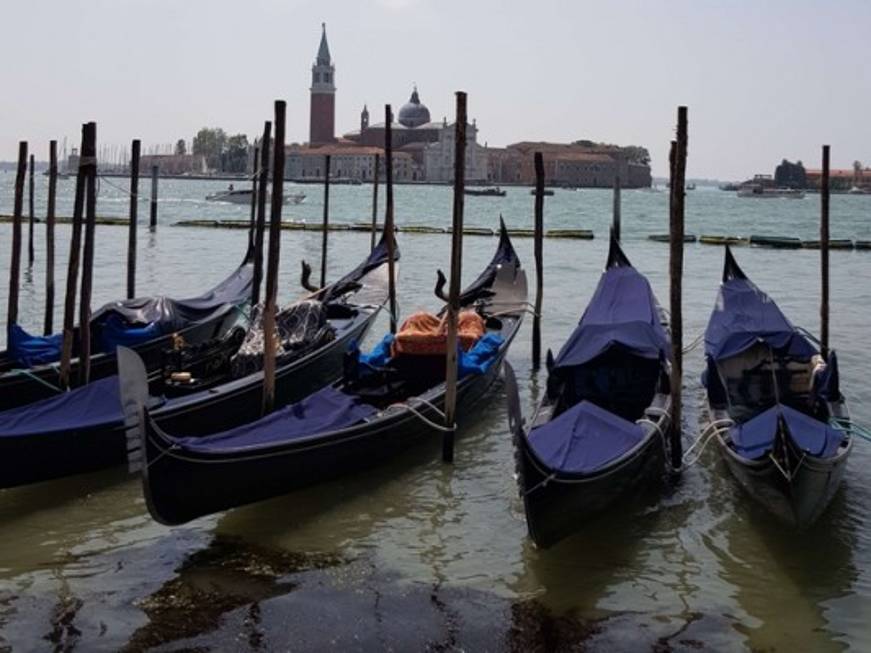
xmin=1 ymin=0 xmax=869 ymax=179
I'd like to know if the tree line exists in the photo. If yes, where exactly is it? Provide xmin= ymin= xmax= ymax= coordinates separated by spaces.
xmin=190 ymin=128 xmax=252 ymax=173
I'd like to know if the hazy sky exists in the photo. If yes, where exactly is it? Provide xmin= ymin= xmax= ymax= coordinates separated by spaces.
xmin=1 ymin=0 xmax=869 ymax=179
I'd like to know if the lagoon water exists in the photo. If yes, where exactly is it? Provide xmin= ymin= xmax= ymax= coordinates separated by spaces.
xmin=1 ymin=174 xmax=870 ymax=650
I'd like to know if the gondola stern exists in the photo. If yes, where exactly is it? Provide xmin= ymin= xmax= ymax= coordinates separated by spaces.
xmin=606 ymin=230 xmax=633 ymax=269
xmin=723 ymin=245 xmax=747 ymax=282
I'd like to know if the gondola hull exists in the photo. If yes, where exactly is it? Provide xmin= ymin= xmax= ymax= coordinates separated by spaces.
xmin=716 ymin=430 xmax=851 ymax=528
xmin=517 ymin=427 xmax=665 ymax=549
xmin=0 ymin=308 xmax=378 ymax=490
xmin=140 ymin=325 xmax=516 ymax=525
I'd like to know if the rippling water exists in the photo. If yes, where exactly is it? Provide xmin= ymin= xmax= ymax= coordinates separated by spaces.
xmin=1 ymin=174 xmax=870 ymax=650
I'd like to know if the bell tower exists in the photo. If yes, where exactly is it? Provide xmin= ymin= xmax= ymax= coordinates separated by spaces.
xmin=360 ymin=104 xmax=369 ymax=131
xmin=309 ymin=23 xmax=336 ymax=145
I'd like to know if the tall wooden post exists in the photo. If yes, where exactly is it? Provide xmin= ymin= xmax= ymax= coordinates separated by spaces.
xmin=261 ymin=101 xmax=286 ymax=415
xmin=612 ymin=174 xmax=622 ymax=241
xmin=532 ymin=152 xmax=545 ymax=370
xmin=28 ymin=153 xmax=35 ymax=267
xmin=668 ymin=106 xmax=688 ymax=471
xmin=149 ymin=164 xmax=158 ymax=231
xmin=248 ymin=145 xmax=259 ymax=248
xmin=820 ymin=144 xmax=830 ymax=360
xmin=442 ymin=91 xmax=467 ymax=464
xmin=127 ymin=139 xmax=141 ymax=299
xmin=59 ymin=125 xmax=89 ymax=389
xmin=79 ymin=122 xmax=98 ymax=385
xmin=384 ymin=105 xmax=398 ymax=334
xmin=6 ymin=142 xmax=27 ymax=342
xmin=370 ymin=153 xmax=380 ymax=252
xmin=320 ymin=154 xmax=331 ymax=288
xmin=253 ymin=122 xmax=272 ymax=306
xmin=44 ymin=140 xmax=58 ymax=335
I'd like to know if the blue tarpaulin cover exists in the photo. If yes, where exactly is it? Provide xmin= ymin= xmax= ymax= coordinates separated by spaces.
xmin=99 ymin=314 xmax=164 ymax=353
xmin=729 ymin=403 xmax=844 ymax=459
xmin=704 ymin=274 xmax=816 ymax=362
xmin=528 ymin=400 xmax=645 ymax=474
xmin=357 ymin=332 xmax=505 ymax=378
xmin=175 ymin=385 xmax=377 ymax=453
xmin=7 ymin=324 xmax=63 ymax=367
xmin=553 ymin=266 xmax=670 ymax=371
xmin=0 ymin=375 xmax=123 ymax=437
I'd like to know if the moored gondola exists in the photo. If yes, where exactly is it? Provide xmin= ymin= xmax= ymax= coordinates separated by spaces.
xmin=120 ymin=221 xmax=527 ymax=526
xmin=505 ymin=236 xmax=673 ymax=549
xmin=0 ymin=244 xmax=256 ymax=411
xmin=701 ymin=247 xmax=852 ymax=527
xmin=0 ymin=237 xmax=397 ymax=489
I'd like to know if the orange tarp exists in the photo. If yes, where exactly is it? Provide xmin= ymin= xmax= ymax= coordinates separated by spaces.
xmin=393 ymin=310 xmax=485 ymax=356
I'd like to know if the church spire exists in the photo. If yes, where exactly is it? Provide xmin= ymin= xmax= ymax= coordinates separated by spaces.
xmin=317 ymin=22 xmax=331 ymax=65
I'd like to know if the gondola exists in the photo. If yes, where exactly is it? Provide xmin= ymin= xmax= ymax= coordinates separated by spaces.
xmin=0 ymin=244 xmax=255 ymax=411
xmin=701 ymin=247 xmax=851 ymax=527
xmin=0 ymin=237 xmax=397 ymax=489
xmin=119 ymin=221 xmax=527 ymax=526
xmin=505 ymin=235 xmax=673 ymax=549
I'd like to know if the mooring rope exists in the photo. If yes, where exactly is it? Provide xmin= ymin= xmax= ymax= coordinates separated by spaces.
xmin=8 ymin=368 xmax=63 ymax=393
xmin=830 ymin=417 xmax=871 ymax=443
xmin=387 ymin=396 xmax=456 ymax=433
xmin=681 ymin=418 xmax=733 ymax=468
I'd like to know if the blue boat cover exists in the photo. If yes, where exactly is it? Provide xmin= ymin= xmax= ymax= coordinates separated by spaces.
xmin=356 ymin=332 xmax=505 ymax=378
xmin=815 ymin=350 xmax=840 ymax=402
xmin=99 ymin=314 xmax=165 ymax=353
xmin=175 ymin=385 xmax=377 ymax=453
xmin=554 ymin=266 xmax=670 ymax=370
xmin=7 ymin=323 xmax=63 ymax=367
xmin=705 ymin=275 xmax=816 ymax=362
xmin=0 ymin=375 xmax=123 ymax=437
xmin=729 ymin=403 xmax=844 ymax=459
xmin=528 ymin=400 xmax=645 ymax=474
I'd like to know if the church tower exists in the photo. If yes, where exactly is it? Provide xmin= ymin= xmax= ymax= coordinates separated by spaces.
xmin=360 ymin=104 xmax=369 ymax=131
xmin=309 ymin=23 xmax=336 ymax=145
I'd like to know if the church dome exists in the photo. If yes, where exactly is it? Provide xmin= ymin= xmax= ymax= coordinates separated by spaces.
xmin=397 ymin=87 xmax=431 ymax=128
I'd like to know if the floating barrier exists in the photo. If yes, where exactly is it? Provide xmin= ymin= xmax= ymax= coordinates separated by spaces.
xmin=0 ymin=215 xmax=130 ymax=226
xmin=546 ymin=229 xmax=594 ymax=239
xmin=856 ymin=241 xmax=871 ymax=250
xmin=647 ymin=234 xmax=697 ymax=243
xmin=699 ymin=235 xmax=750 ymax=246
xmin=802 ymin=239 xmax=854 ymax=250
xmin=749 ymin=235 xmax=803 ymax=249
xmin=402 ymin=225 xmax=448 ymax=234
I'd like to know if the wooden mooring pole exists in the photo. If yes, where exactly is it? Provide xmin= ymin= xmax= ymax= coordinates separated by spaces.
xmin=321 ymin=154 xmax=331 ymax=288
xmin=79 ymin=122 xmax=98 ymax=385
xmin=384 ymin=105 xmax=398 ymax=335
xmin=127 ymin=139 xmax=140 ymax=299
xmin=253 ymin=122 xmax=272 ymax=306
xmin=668 ymin=106 xmax=688 ymax=471
xmin=248 ymin=145 xmax=259 ymax=248
xmin=370 ymin=153 xmax=380 ymax=252
xmin=6 ymin=142 xmax=27 ymax=342
xmin=820 ymin=144 xmax=830 ymax=360
xmin=28 ymin=153 xmax=35 ymax=267
xmin=612 ymin=174 xmax=622 ymax=241
xmin=261 ymin=101 xmax=286 ymax=415
xmin=442 ymin=91 xmax=467 ymax=464
xmin=149 ymin=164 xmax=158 ymax=231
xmin=532 ymin=151 xmax=545 ymax=370
xmin=44 ymin=140 xmax=58 ymax=335
xmin=59 ymin=125 xmax=89 ymax=389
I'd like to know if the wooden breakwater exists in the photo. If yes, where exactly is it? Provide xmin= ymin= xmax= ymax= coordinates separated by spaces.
xmin=648 ymin=233 xmax=870 ymax=250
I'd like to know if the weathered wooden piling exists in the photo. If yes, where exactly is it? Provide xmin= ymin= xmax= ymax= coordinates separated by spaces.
xmin=149 ymin=164 xmax=158 ymax=231
xmin=127 ymin=139 xmax=140 ymax=299
xmin=79 ymin=122 xmax=98 ymax=385
xmin=321 ymin=154 xmax=331 ymax=288
xmin=248 ymin=145 xmax=259 ymax=246
xmin=668 ymin=106 xmax=688 ymax=470
xmin=820 ymin=144 xmax=830 ymax=359
xmin=261 ymin=101 xmax=286 ymax=415
xmin=253 ymin=122 xmax=272 ymax=305
xmin=370 ymin=153 xmax=380 ymax=251
xmin=28 ymin=153 xmax=35 ymax=268
xmin=442 ymin=91 xmax=467 ymax=464
xmin=5 ymin=142 xmax=27 ymax=342
xmin=60 ymin=125 xmax=89 ymax=389
xmin=44 ymin=140 xmax=58 ymax=335
xmin=384 ymin=105 xmax=398 ymax=334
xmin=612 ymin=174 xmax=622 ymax=241
xmin=532 ymin=152 xmax=545 ymax=370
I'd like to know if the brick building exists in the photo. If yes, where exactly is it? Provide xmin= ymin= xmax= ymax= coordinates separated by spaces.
xmin=309 ymin=24 xmax=336 ymax=145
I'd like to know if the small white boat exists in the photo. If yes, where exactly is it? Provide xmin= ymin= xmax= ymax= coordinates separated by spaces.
xmin=737 ymin=185 xmax=805 ymax=199
xmin=206 ymin=187 xmax=306 ymax=205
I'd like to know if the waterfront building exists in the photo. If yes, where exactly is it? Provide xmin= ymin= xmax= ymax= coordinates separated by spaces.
xmin=284 ymin=144 xmax=416 ymax=182
xmin=309 ymin=23 xmax=336 ymax=145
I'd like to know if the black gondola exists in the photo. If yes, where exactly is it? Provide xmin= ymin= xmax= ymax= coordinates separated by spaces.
xmin=119 ymin=222 xmax=527 ymax=526
xmin=0 ymin=244 xmax=255 ymax=411
xmin=701 ymin=247 xmax=852 ymax=527
xmin=505 ymin=236 xmax=673 ymax=549
xmin=0 ymin=237 xmax=397 ymax=489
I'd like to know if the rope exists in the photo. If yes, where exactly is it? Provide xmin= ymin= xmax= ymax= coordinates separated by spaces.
xmin=830 ymin=417 xmax=871 ymax=443
xmin=387 ymin=396 xmax=456 ymax=433
xmin=768 ymin=451 xmax=792 ymax=482
xmin=682 ymin=331 xmax=705 ymax=354
xmin=522 ymin=472 xmax=557 ymax=497
xmin=7 ymin=368 xmax=64 ymax=393
xmin=681 ymin=418 xmax=733 ymax=468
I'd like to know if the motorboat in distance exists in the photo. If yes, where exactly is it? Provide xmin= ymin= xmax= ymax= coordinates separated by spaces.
xmin=207 ymin=186 xmax=306 ymax=205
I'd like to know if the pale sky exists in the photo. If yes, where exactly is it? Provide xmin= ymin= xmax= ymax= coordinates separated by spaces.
xmin=1 ymin=0 xmax=869 ymax=179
